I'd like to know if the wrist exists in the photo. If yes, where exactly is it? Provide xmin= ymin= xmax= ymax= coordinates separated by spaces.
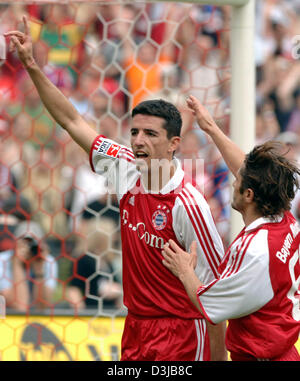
xmin=178 ymin=267 xmax=194 ymax=285
xmin=23 ymin=57 xmax=36 ymax=70
xmin=205 ymin=121 xmax=219 ymax=137
xmin=179 ymin=268 xmax=203 ymax=292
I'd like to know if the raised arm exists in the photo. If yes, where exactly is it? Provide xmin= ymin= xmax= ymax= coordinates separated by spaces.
xmin=186 ymin=95 xmax=245 ymax=178
xmin=5 ymin=16 xmax=97 ymax=154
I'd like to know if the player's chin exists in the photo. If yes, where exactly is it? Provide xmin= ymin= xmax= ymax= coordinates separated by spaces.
xmin=231 ymin=200 xmax=240 ymax=212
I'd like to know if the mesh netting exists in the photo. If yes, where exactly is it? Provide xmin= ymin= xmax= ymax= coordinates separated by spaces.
xmin=0 ymin=2 xmax=233 ymax=360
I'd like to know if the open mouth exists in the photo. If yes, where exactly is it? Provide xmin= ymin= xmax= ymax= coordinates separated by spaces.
xmin=135 ymin=152 xmax=149 ymax=159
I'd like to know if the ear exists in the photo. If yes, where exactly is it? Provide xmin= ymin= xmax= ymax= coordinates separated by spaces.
xmin=169 ymin=136 xmax=181 ymax=153
xmin=244 ymin=188 xmax=255 ymax=204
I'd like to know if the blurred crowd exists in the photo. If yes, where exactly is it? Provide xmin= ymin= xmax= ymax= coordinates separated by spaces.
xmin=0 ymin=1 xmax=299 ymax=314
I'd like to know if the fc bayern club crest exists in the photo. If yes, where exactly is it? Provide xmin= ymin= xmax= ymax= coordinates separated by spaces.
xmin=152 ymin=205 xmax=170 ymax=230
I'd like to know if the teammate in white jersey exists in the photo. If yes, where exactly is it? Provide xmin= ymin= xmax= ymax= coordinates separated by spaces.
xmin=6 ymin=17 xmax=227 ymax=360
xmin=162 ymin=95 xmax=300 ymax=361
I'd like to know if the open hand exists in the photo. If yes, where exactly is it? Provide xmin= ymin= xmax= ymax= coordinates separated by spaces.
xmin=186 ymin=95 xmax=217 ymax=134
xmin=162 ymin=239 xmax=197 ymax=280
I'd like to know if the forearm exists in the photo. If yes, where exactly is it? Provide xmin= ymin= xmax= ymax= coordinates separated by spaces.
xmin=179 ymin=269 xmax=203 ymax=314
xmin=26 ymin=62 xmax=96 ymax=152
xmin=180 ymin=266 xmax=227 ymax=360
xmin=207 ymin=126 xmax=245 ymax=178
xmin=206 ymin=321 xmax=228 ymax=361
xmin=26 ymin=62 xmax=78 ymax=128
xmin=187 ymin=95 xmax=245 ymax=177
xmin=12 ymin=261 xmax=30 ymax=311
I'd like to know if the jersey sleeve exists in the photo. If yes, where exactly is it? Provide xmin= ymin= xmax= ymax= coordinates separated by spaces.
xmin=197 ymin=229 xmax=274 ymax=324
xmin=89 ymin=135 xmax=137 ymax=201
xmin=173 ymin=182 xmax=225 ymax=284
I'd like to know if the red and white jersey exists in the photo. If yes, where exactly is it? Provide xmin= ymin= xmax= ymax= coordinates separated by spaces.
xmin=197 ymin=211 xmax=300 ymax=359
xmin=90 ymin=135 xmax=224 ymax=318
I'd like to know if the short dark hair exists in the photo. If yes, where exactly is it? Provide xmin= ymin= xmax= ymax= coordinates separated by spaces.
xmin=240 ymin=141 xmax=300 ymax=218
xmin=131 ymin=99 xmax=182 ymax=139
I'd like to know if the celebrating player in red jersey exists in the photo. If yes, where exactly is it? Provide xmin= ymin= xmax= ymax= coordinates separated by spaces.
xmin=162 ymin=95 xmax=300 ymax=361
xmin=6 ymin=17 xmax=227 ymax=361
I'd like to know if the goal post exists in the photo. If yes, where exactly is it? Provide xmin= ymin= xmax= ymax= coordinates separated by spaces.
xmin=229 ymin=0 xmax=255 ymax=239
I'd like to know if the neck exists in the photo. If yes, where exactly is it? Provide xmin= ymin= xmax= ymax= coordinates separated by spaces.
xmin=242 ymin=207 xmax=263 ymax=228
xmin=142 ymin=159 xmax=176 ymax=192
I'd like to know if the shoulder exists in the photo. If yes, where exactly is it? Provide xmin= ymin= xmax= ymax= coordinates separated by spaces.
xmin=172 ymin=181 xmax=214 ymax=232
xmin=174 ymin=181 xmax=210 ymax=212
xmin=224 ymin=230 xmax=270 ymax=277
xmin=244 ymin=229 xmax=270 ymax=258
xmin=260 ymin=212 xmax=299 ymax=246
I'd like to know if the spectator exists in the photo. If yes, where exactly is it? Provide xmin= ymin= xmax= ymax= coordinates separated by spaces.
xmin=110 ymin=4 xmax=177 ymax=108
xmin=19 ymin=144 xmax=70 ymax=238
xmin=66 ymin=217 xmax=122 ymax=312
xmin=0 ymin=120 xmax=19 ymax=206
xmin=255 ymin=0 xmax=300 ymax=132
xmin=179 ymin=129 xmax=216 ymax=198
xmin=0 ymin=193 xmax=32 ymax=252
xmin=7 ymin=74 xmax=57 ymax=149
xmin=255 ymin=100 xmax=280 ymax=145
xmin=30 ymin=4 xmax=84 ymax=71
xmin=0 ymin=220 xmax=58 ymax=312
xmin=177 ymin=7 xmax=229 ymax=105
xmin=144 ymin=63 xmax=194 ymax=136
xmin=287 ymin=90 xmax=300 ymax=135
xmin=275 ymin=131 xmax=300 ymax=223
xmin=69 ymin=70 xmax=100 ymax=117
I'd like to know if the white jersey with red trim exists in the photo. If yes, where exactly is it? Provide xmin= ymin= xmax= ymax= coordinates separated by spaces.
xmin=90 ymin=135 xmax=224 ymax=318
xmin=197 ymin=211 xmax=300 ymax=359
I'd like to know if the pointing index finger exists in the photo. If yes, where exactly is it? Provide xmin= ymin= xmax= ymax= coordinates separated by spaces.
xmin=23 ymin=15 xmax=29 ymax=35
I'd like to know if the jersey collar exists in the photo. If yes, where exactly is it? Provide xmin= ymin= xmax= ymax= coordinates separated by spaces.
xmin=160 ymin=157 xmax=185 ymax=195
xmin=245 ymin=214 xmax=284 ymax=232
xmin=141 ymin=157 xmax=184 ymax=195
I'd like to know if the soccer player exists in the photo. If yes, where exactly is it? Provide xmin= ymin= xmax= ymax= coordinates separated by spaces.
xmin=5 ymin=17 xmax=227 ymax=361
xmin=162 ymin=95 xmax=300 ymax=361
